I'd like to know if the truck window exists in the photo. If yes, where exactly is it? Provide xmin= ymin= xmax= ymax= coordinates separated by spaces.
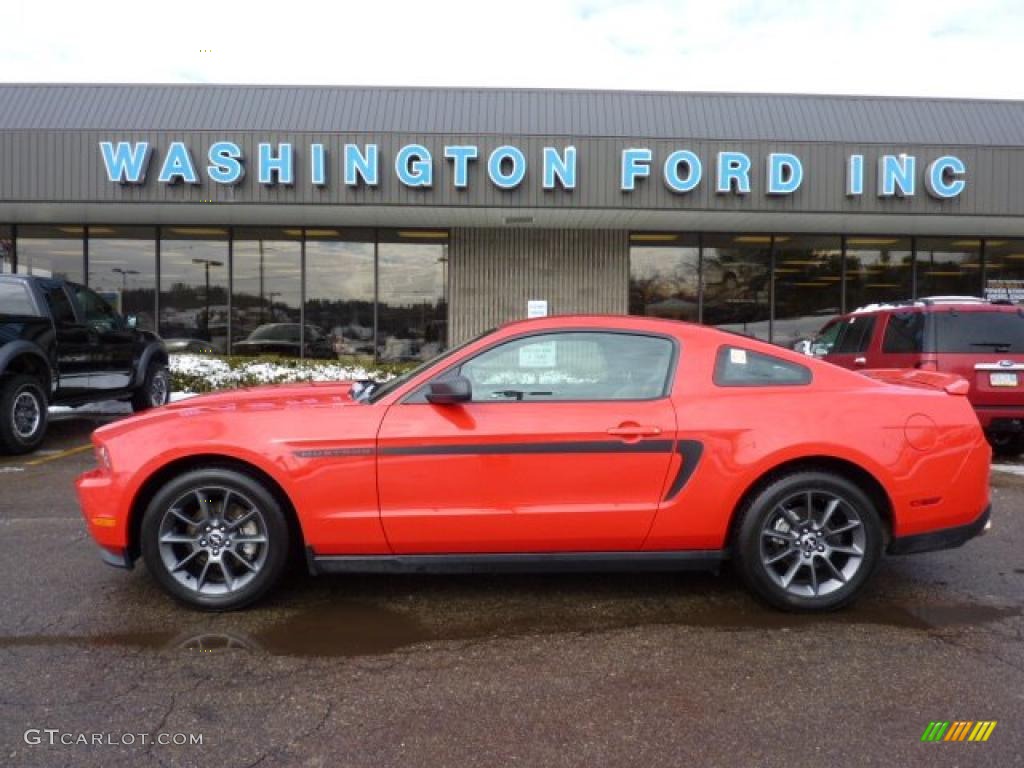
xmin=45 ymin=286 xmax=76 ymax=325
xmin=834 ymin=315 xmax=876 ymax=354
xmin=882 ymin=312 xmax=925 ymax=354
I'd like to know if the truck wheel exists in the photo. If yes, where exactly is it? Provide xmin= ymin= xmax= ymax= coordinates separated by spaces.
xmin=0 ymin=374 xmax=49 ymax=454
xmin=131 ymin=363 xmax=170 ymax=412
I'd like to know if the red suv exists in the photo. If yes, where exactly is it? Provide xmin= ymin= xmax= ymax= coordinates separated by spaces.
xmin=813 ymin=297 xmax=1024 ymax=456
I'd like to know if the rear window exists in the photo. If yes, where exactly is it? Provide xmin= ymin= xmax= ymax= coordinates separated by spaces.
xmin=0 ymin=281 xmax=38 ymax=316
xmin=933 ymin=310 xmax=1024 ymax=353
xmin=882 ymin=312 xmax=925 ymax=354
xmin=714 ymin=346 xmax=812 ymax=386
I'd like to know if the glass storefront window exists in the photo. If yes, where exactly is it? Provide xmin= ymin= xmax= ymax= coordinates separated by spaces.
xmin=915 ymin=238 xmax=982 ymax=298
xmin=232 ymin=229 xmax=303 ymax=356
xmin=0 ymin=226 xmax=12 ymax=273
xmin=772 ymin=235 xmax=842 ymax=349
xmin=16 ymin=225 xmax=84 ymax=282
xmin=87 ymin=226 xmax=157 ymax=330
xmin=304 ymin=229 xmax=375 ymax=362
xmin=628 ymin=233 xmax=700 ymax=322
xmin=160 ymin=227 xmax=229 ymax=352
xmin=983 ymin=239 xmax=1024 ymax=304
xmin=377 ymin=230 xmax=448 ymax=362
xmin=844 ymin=237 xmax=913 ymax=309
xmin=701 ymin=234 xmax=772 ymax=341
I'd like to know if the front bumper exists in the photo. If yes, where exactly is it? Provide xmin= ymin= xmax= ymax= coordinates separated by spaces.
xmin=888 ymin=504 xmax=991 ymax=555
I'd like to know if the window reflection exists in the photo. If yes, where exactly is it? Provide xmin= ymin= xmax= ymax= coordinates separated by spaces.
xmin=16 ymin=225 xmax=84 ymax=282
xmin=983 ymin=239 xmax=1024 ymax=304
xmin=844 ymin=237 xmax=913 ymax=309
xmin=915 ymin=238 xmax=982 ymax=298
xmin=628 ymin=234 xmax=699 ymax=322
xmin=232 ymin=229 xmax=303 ymax=356
xmin=377 ymin=231 xmax=448 ymax=362
xmin=304 ymin=229 xmax=375 ymax=362
xmin=701 ymin=234 xmax=772 ymax=340
xmin=772 ymin=235 xmax=842 ymax=349
xmin=160 ymin=228 xmax=229 ymax=353
xmin=0 ymin=227 xmax=12 ymax=274
xmin=87 ymin=226 xmax=156 ymax=330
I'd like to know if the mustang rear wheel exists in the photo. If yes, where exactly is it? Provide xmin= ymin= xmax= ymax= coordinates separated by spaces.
xmin=734 ymin=471 xmax=883 ymax=612
xmin=140 ymin=468 xmax=289 ymax=610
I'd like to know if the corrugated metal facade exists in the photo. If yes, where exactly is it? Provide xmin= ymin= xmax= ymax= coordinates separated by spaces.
xmin=3 ymin=84 xmax=1024 ymax=145
xmin=449 ymin=229 xmax=628 ymax=343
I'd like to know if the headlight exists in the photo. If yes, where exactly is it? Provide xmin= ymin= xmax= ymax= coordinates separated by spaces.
xmin=95 ymin=443 xmax=112 ymax=472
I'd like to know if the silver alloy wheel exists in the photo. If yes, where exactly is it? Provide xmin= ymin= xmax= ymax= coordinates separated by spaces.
xmin=12 ymin=390 xmax=42 ymax=440
xmin=149 ymin=370 xmax=169 ymax=406
xmin=157 ymin=486 xmax=269 ymax=596
xmin=759 ymin=490 xmax=866 ymax=598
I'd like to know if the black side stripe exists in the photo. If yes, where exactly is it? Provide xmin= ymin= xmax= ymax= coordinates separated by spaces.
xmin=663 ymin=440 xmax=704 ymax=501
xmin=381 ymin=440 xmax=675 ymax=456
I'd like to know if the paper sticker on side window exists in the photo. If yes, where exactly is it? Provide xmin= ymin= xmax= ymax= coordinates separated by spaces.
xmin=518 ymin=341 xmax=557 ymax=368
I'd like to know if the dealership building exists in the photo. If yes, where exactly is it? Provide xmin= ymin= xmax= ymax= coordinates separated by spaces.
xmin=1 ymin=83 xmax=1023 ymax=359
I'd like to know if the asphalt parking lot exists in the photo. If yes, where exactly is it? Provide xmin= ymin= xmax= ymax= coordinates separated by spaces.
xmin=0 ymin=412 xmax=1021 ymax=768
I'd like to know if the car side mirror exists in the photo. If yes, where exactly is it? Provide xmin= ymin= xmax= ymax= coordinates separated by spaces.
xmin=426 ymin=376 xmax=472 ymax=405
xmin=125 ymin=314 xmax=138 ymax=329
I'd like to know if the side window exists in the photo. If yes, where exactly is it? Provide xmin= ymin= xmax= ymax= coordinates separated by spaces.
xmin=811 ymin=321 xmax=842 ymax=356
xmin=833 ymin=315 xmax=876 ymax=355
xmin=45 ymin=286 xmax=76 ymax=325
xmin=73 ymin=286 xmax=118 ymax=330
xmin=459 ymin=332 xmax=675 ymax=402
xmin=882 ymin=312 xmax=925 ymax=354
xmin=714 ymin=346 xmax=812 ymax=386
xmin=0 ymin=282 xmax=40 ymax=316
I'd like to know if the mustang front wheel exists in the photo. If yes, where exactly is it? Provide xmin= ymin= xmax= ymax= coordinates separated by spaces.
xmin=734 ymin=471 xmax=883 ymax=612
xmin=140 ymin=468 xmax=290 ymax=610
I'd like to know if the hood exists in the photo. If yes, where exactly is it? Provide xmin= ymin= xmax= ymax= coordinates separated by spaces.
xmin=93 ymin=380 xmax=361 ymax=440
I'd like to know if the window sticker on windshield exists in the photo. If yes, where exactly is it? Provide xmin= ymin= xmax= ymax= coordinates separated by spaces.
xmin=729 ymin=348 xmax=748 ymax=365
xmin=519 ymin=341 xmax=557 ymax=368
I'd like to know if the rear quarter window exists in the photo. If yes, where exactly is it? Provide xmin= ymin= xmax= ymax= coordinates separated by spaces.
xmin=714 ymin=346 xmax=812 ymax=387
xmin=0 ymin=281 xmax=39 ymax=316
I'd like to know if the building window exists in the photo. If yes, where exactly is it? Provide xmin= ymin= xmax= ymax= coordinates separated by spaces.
xmin=844 ymin=237 xmax=913 ymax=309
xmin=772 ymin=235 xmax=842 ymax=349
xmin=160 ymin=227 xmax=229 ymax=352
xmin=304 ymin=228 xmax=375 ymax=362
xmin=377 ymin=230 xmax=448 ymax=362
xmin=628 ymin=233 xmax=699 ymax=322
xmin=983 ymin=239 xmax=1024 ymax=304
xmin=701 ymin=234 xmax=772 ymax=341
xmin=915 ymin=238 xmax=982 ymax=298
xmin=232 ymin=229 xmax=303 ymax=356
xmin=16 ymin=225 xmax=84 ymax=283
xmin=87 ymin=226 xmax=157 ymax=331
xmin=0 ymin=226 xmax=12 ymax=274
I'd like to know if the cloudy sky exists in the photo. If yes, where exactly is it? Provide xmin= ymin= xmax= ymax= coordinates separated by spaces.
xmin=3 ymin=0 xmax=1023 ymax=98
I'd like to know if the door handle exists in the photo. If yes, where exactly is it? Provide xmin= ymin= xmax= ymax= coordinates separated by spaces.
xmin=854 ymin=357 xmax=867 ymax=366
xmin=607 ymin=425 xmax=662 ymax=437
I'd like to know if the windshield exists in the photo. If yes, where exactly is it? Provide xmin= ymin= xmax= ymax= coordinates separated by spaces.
xmin=363 ymin=328 xmax=496 ymax=403
xmin=247 ymin=324 xmax=299 ymax=342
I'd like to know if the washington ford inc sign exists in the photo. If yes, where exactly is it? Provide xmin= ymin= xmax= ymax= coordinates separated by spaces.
xmin=99 ymin=141 xmax=968 ymax=199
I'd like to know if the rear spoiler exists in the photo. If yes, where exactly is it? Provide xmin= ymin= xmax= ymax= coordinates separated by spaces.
xmin=860 ymin=368 xmax=970 ymax=396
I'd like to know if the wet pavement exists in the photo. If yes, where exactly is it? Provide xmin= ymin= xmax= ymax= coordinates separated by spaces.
xmin=0 ymin=414 xmax=1022 ymax=767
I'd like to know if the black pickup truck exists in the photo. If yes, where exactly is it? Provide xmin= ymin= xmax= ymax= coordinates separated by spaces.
xmin=0 ymin=275 xmax=169 ymax=454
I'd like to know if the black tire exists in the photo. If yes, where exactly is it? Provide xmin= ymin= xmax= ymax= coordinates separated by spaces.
xmin=131 ymin=362 xmax=170 ymax=412
xmin=987 ymin=432 xmax=1024 ymax=458
xmin=0 ymin=374 xmax=49 ymax=455
xmin=140 ymin=468 xmax=290 ymax=610
xmin=733 ymin=471 xmax=883 ymax=612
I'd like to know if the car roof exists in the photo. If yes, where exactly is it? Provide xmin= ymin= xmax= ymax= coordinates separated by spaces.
xmin=848 ymin=297 xmax=1019 ymax=315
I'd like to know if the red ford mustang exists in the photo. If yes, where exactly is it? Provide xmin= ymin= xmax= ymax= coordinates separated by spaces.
xmin=76 ymin=315 xmax=992 ymax=612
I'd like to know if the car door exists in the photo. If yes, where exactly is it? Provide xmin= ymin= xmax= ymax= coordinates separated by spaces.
xmin=376 ymin=330 xmax=679 ymax=554
xmin=822 ymin=314 xmax=877 ymax=370
xmin=69 ymin=284 xmax=134 ymax=390
xmin=39 ymin=281 xmax=94 ymax=398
